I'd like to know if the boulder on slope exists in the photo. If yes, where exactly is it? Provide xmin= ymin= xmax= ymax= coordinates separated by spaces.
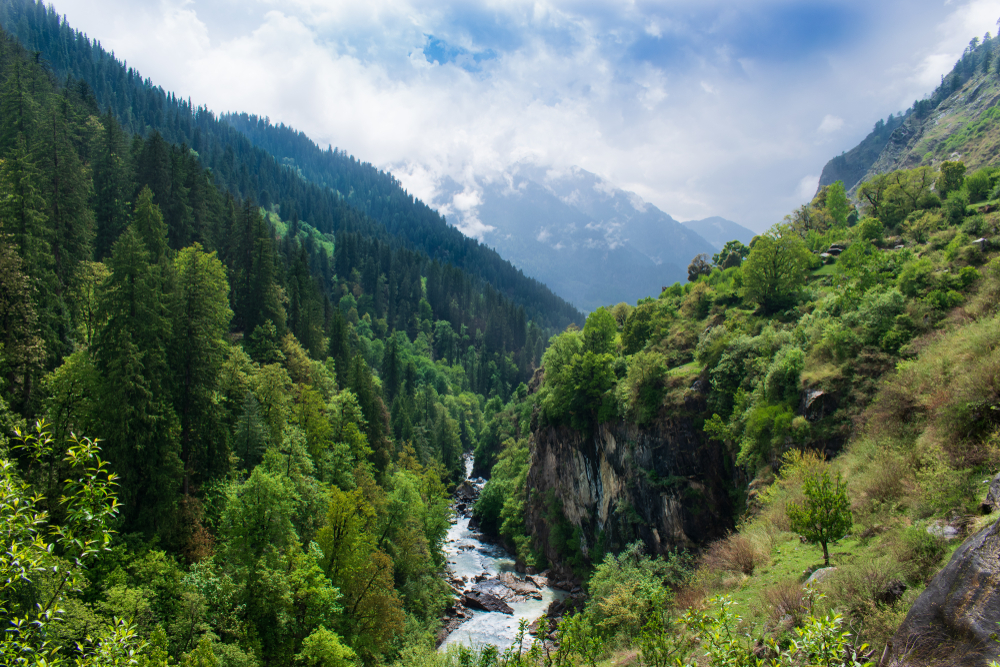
xmin=890 ymin=516 xmax=1000 ymax=666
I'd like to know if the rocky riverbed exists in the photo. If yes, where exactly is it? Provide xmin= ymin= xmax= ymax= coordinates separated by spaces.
xmin=436 ymin=459 xmax=584 ymax=650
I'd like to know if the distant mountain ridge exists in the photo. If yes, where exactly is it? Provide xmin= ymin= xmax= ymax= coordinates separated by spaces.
xmin=437 ymin=165 xmax=719 ymax=312
xmin=681 ymin=217 xmax=756 ymax=250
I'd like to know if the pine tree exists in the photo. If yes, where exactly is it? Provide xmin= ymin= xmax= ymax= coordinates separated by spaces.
xmin=37 ymin=99 xmax=93 ymax=289
xmin=132 ymin=185 xmax=169 ymax=263
xmin=0 ymin=61 xmax=40 ymax=154
xmin=0 ymin=236 xmax=44 ymax=412
xmin=92 ymin=111 xmax=133 ymax=259
xmin=169 ymin=243 xmax=232 ymax=493
xmin=94 ymin=227 xmax=181 ymax=534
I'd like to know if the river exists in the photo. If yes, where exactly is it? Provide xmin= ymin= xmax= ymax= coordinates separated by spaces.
xmin=438 ymin=459 xmax=566 ymax=651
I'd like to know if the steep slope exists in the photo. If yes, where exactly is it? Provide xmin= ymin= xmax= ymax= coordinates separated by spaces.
xmin=818 ymin=35 xmax=1000 ymax=194
xmin=816 ymin=113 xmax=908 ymax=192
xmin=682 ymin=216 xmax=756 ymax=250
xmin=0 ymin=0 xmax=582 ymax=333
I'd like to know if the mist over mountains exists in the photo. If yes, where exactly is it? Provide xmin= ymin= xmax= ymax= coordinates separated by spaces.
xmin=435 ymin=164 xmax=753 ymax=312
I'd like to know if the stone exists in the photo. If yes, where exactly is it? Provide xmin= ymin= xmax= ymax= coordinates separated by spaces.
xmin=891 ymin=516 xmax=1000 ymax=665
xmin=874 ymin=579 xmax=907 ymax=607
xmin=980 ymin=472 xmax=1000 ymax=514
xmin=802 ymin=389 xmax=837 ymax=423
xmin=926 ymin=521 xmax=960 ymax=540
xmin=804 ymin=567 xmax=837 ymax=585
xmin=498 ymin=572 xmax=540 ymax=597
xmin=463 ymin=590 xmax=514 ymax=615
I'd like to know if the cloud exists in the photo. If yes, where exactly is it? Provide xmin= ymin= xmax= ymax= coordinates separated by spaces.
xmin=47 ymin=0 xmax=1000 ymax=234
xmin=818 ymin=115 xmax=845 ymax=134
xmin=797 ymin=175 xmax=820 ymax=202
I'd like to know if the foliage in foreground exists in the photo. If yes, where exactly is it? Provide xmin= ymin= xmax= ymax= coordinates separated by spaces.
xmin=1 ymin=422 xmax=144 ymax=666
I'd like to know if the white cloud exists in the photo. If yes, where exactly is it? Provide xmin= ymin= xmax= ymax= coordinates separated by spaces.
xmin=797 ymin=175 xmax=820 ymax=202
xmin=46 ymin=0 xmax=1000 ymax=234
xmin=818 ymin=115 xmax=844 ymax=134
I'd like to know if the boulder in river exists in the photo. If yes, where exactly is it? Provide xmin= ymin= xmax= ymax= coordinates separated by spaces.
xmin=463 ymin=590 xmax=514 ymax=614
xmin=890 ymin=515 xmax=1000 ymax=665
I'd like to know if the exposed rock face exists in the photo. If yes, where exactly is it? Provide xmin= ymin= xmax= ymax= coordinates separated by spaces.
xmin=891 ymin=516 xmax=1000 ymax=666
xmin=525 ymin=405 xmax=732 ymax=572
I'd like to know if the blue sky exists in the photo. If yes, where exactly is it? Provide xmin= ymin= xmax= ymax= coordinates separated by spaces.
xmin=50 ymin=0 xmax=1000 ymax=232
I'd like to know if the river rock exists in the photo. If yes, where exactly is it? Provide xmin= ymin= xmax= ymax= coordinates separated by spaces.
xmin=455 ymin=480 xmax=478 ymax=501
xmin=463 ymin=590 xmax=514 ymax=615
xmin=499 ymin=571 xmax=542 ymax=598
xmin=890 ymin=515 xmax=1000 ymax=665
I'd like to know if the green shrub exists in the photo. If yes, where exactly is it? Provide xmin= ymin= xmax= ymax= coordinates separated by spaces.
xmin=966 ymin=168 xmax=993 ymax=203
xmin=945 ymin=189 xmax=969 ymax=225
xmin=895 ymin=525 xmax=948 ymax=581
xmin=586 ymin=542 xmax=692 ymax=637
xmin=739 ymin=403 xmax=795 ymax=467
xmin=615 ymin=350 xmax=669 ymax=425
xmin=856 ymin=217 xmax=884 ymax=243
xmin=764 ymin=346 xmax=805 ymax=403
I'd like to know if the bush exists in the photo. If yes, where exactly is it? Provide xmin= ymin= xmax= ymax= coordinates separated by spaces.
xmin=701 ymin=532 xmax=769 ymax=576
xmin=966 ymin=168 xmax=993 ymax=203
xmin=763 ymin=346 xmax=805 ymax=403
xmin=894 ymin=524 xmax=949 ymax=581
xmin=586 ymin=542 xmax=692 ymax=637
xmin=763 ymin=580 xmax=809 ymax=627
xmin=739 ymin=403 xmax=795 ymax=467
xmin=961 ymin=214 xmax=990 ymax=237
xmin=856 ymin=217 xmax=884 ymax=243
xmin=945 ymin=189 xmax=969 ymax=225
xmin=615 ymin=350 xmax=669 ymax=425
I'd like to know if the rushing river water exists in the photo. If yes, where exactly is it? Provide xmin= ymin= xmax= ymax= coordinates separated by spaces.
xmin=438 ymin=460 xmax=566 ymax=651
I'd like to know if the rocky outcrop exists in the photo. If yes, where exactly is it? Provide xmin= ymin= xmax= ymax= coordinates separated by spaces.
xmin=980 ymin=472 xmax=1000 ymax=514
xmin=525 ymin=399 xmax=732 ymax=572
xmin=890 ymin=516 xmax=1000 ymax=666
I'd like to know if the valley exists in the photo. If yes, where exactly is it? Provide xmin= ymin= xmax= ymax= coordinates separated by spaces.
xmin=1 ymin=1 xmax=1000 ymax=667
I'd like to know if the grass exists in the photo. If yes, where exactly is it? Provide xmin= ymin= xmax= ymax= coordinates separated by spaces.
xmin=667 ymin=360 xmax=703 ymax=377
xmin=810 ymin=263 xmax=839 ymax=277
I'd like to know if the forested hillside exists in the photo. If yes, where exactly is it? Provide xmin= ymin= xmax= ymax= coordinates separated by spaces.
xmin=0 ymin=15 xmax=569 ymax=665
xmin=0 ymin=0 xmax=582 ymax=333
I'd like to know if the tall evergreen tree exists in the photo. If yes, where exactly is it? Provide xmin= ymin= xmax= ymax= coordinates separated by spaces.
xmin=94 ymin=227 xmax=181 ymax=534
xmin=169 ymin=244 xmax=232 ymax=493
xmin=37 ymin=98 xmax=93 ymax=289
xmin=92 ymin=111 xmax=133 ymax=259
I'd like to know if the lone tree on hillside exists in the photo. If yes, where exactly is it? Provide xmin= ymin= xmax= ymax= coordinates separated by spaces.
xmin=786 ymin=469 xmax=853 ymax=566
xmin=741 ymin=226 xmax=810 ymax=313
xmin=687 ymin=254 xmax=712 ymax=282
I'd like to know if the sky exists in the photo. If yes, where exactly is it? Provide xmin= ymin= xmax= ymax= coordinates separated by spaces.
xmin=46 ymin=0 xmax=1000 ymax=233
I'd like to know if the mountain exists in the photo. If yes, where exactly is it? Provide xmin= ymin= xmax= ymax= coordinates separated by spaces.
xmin=817 ymin=113 xmax=909 ymax=192
xmin=438 ymin=164 xmax=716 ymax=312
xmin=818 ymin=35 xmax=999 ymax=193
xmin=681 ymin=216 xmax=756 ymax=250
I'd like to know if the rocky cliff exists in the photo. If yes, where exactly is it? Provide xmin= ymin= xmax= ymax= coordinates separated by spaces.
xmin=524 ymin=398 xmax=733 ymax=573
